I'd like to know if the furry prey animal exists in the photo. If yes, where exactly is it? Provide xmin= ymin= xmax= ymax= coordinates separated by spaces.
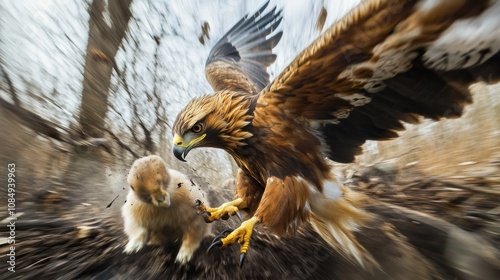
xmin=121 ymin=155 xmax=211 ymax=264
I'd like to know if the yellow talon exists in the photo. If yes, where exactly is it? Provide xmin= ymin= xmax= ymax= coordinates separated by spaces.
xmin=207 ymin=216 xmax=260 ymax=267
xmin=221 ymin=216 xmax=259 ymax=252
xmin=197 ymin=198 xmax=246 ymax=223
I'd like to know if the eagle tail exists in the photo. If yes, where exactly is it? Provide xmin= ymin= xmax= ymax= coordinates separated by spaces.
xmin=309 ymin=188 xmax=378 ymax=269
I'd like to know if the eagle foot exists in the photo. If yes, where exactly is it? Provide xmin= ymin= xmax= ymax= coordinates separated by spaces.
xmin=207 ymin=216 xmax=260 ymax=267
xmin=197 ymin=198 xmax=245 ymax=223
xmin=207 ymin=228 xmax=233 ymax=252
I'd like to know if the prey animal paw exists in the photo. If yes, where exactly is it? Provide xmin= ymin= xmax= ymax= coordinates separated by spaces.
xmin=124 ymin=239 xmax=145 ymax=254
xmin=175 ymin=245 xmax=195 ymax=264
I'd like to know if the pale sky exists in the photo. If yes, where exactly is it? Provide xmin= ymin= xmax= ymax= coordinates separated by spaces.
xmin=2 ymin=0 xmax=497 ymax=179
xmin=1 ymin=0 xmax=360 ymax=126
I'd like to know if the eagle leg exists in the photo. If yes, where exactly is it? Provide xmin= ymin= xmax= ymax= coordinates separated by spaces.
xmin=197 ymin=198 xmax=246 ymax=223
xmin=207 ymin=216 xmax=260 ymax=267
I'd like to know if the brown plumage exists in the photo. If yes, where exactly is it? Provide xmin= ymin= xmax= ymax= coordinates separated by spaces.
xmin=172 ymin=0 xmax=500 ymax=267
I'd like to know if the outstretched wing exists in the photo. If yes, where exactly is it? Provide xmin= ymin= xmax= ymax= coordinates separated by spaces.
xmin=205 ymin=1 xmax=283 ymax=94
xmin=256 ymin=0 xmax=500 ymax=163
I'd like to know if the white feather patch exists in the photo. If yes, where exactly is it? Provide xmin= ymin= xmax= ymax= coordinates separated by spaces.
xmin=416 ymin=0 xmax=443 ymax=12
xmin=337 ymin=93 xmax=371 ymax=107
xmin=423 ymin=1 xmax=500 ymax=71
xmin=323 ymin=179 xmax=343 ymax=200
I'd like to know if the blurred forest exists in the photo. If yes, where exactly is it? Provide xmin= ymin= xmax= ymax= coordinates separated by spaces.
xmin=0 ymin=0 xmax=362 ymax=208
xmin=0 ymin=0 xmax=499 ymax=279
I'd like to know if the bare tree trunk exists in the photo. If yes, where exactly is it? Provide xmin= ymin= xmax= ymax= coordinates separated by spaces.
xmin=64 ymin=0 xmax=132 ymax=189
xmin=79 ymin=0 xmax=132 ymax=138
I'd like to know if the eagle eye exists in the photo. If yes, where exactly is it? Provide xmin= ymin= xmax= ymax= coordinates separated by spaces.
xmin=191 ymin=122 xmax=204 ymax=133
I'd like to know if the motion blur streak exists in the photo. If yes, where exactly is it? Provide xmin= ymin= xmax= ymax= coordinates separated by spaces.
xmin=0 ymin=1 xmax=498 ymax=279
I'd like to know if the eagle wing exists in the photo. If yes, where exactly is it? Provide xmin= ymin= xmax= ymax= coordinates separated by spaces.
xmin=204 ymin=1 xmax=283 ymax=94
xmin=256 ymin=0 xmax=500 ymax=163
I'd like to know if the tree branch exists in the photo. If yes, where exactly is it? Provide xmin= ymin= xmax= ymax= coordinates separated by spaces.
xmin=0 ymin=96 xmax=63 ymax=141
xmin=103 ymin=127 xmax=138 ymax=158
xmin=0 ymin=63 xmax=20 ymax=106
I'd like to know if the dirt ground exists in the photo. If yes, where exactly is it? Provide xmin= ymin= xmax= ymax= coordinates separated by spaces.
xmin=0 ymin=156 xmax=499 ymax=280
xmin=1 ymin=102 xmax=499 ymax=279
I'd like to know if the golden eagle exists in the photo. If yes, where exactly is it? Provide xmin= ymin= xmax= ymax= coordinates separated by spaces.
xmin=172 ymin=0 xmax=500 ymax=267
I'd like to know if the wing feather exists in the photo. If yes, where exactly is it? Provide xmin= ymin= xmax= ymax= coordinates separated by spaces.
xmin=205 ymin=1 xmax=283 ymax=93
xmin=255 ymin=0 xmax=500 ymax=163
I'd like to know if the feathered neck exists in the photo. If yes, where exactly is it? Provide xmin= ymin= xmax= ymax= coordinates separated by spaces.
xmin=210 ymin=91 xmax=256 ymax=150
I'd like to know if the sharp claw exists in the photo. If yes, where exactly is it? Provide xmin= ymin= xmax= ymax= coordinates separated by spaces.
xmin=207 ymin=240 xmax=223 ymax=252
xmin=211 ymin=234 xmax=227 ymax=244
xmin=235 ymin=211 xmax=242 ymax=222
xmin=197 ymin=210 xmax=211 ymax=222
xmin=194 ymin=199 xmax=202 ymax=207
xmin=207 ymin=228 xmax=233 ymax=253
xmin=206 ymin=217 xmax=257 ymax=268
xmin=211 ymin=235 xmax=224 ymax=244
xmin=211 ymin=228 xmax=233 ymax=243
xmin=239 ymin=253 xmax=246 ymax=268
xmin=198 ymin=210 xmax=211 ymax=216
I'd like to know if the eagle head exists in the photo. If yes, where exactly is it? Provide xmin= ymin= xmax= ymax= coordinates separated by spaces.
xmin=172 ymin=91 xmax=254 ymax=161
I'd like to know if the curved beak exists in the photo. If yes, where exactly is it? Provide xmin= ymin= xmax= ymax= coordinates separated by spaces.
xmin=173 ymin=134 xmax=189 ymax=162
xmin=173 ymin=144 xmax=189 ymax=162
xmin=172 ymin=146 xmax=187 ymax=162
xmin=172 ymin=133 xmax=206 ymax=162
